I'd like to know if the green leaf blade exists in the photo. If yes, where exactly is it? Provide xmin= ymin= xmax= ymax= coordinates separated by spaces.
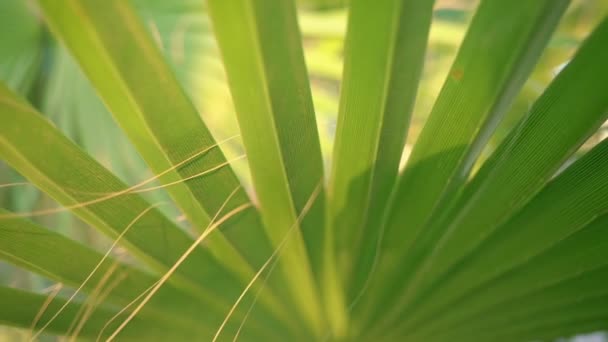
xmin=401 ymin=137 xmax=608 ymax=333
xmin=327 ymin=0 xmax=435 ymax=304
xmin=207 ymin=0 xmax=330 ymax=335
xmin=0 ymin=210 xmax=228 ymax=336
xmin=357 ymin=0 xmax=570 ymax=328
xmin=0 ymin=85 xmax=254 ymax=316
xmin=0 ymin=286 xmax=206 ymax=341
xmin=408 ymin=16 xmax=608 ymax=308
xmin=37 ymin=0 xmax=274 ymax=281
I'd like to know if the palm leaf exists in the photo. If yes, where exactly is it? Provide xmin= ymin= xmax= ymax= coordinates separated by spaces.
xmin=37 ymin=0 xmax=274 ymax=283
xmin=0 ymin=286 xmax=203 ymax=340
xmin=364 ymin=14 xmax=608 ymax=335
xmin=355 ymin=0 xmax=571 ymax=327
xmin=0 ymin=85 xmax=291 ymax=339
xmin=0 ymin=209 xmax=289 ymax=340
xmin=207 ymin=0 xmax=329 ymax=335
xmin=0 ymin=0 xmax=607 ymax=340
xmin=327 ymin=0 xmax=435 ymax=302
xmin=408 ymin=14 xmax=608 ymax=304
xmin=0 ymin=0 xmax=42 ymax=94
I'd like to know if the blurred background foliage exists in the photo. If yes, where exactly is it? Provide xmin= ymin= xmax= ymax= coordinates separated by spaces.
xmin=0 ymin=0 xmax=607 ymax=340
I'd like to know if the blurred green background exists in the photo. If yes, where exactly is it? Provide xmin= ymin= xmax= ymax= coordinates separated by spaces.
xmin=0 ymin=0 xmax=606 ymax=340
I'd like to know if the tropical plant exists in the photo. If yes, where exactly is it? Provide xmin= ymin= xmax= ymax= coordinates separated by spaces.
xmin=0 ymin=0 xmax=607 ymax=341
